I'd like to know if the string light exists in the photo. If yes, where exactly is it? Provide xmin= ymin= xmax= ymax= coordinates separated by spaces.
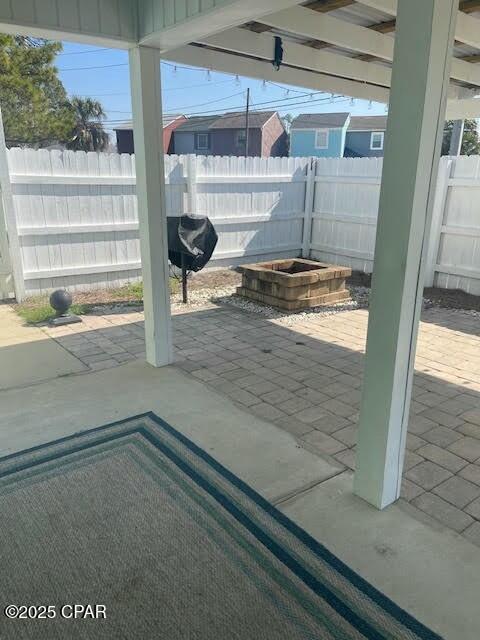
xmin=262 ymin=79 xmax=267 ymax=92
xmin=350 ymin=97 xmax=355 ymax=106
xmin=330 ymin=93 xmax=334 ymax=104
xmin=206 ymin=69 xmax=212 ymax=81
xmin=172 ymin=65 xmax=178 ymax=75
xmin=235 ymin=74 xmax=241 ymax=87
xmin=284 ymin=88 xmax=290 ymax=97
xmin=368 ymin=100 xmax=373 ymax=110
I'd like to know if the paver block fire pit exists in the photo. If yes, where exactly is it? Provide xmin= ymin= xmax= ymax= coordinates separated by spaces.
xmin=237 ymin=258 xmax=352 ymax=311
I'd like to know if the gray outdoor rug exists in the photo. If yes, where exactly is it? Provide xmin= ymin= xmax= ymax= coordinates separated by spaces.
xmin=0 ymin=412 xmax=442 ymax=639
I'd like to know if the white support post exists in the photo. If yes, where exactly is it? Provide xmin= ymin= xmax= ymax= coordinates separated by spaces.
xmin=301 ymin=159 xmax=315 ymax=258
xmin=186 ymin=154 xmax=198 ymax=215
xmin=424 ymin=157 xmax=453 ymax=287
xmin=0 ymin=107 xmax=25 ymax=301
xmin=129 ymin=46 xmax=172 ymax=367
xmin=354 ymin=0 xmax=459 ymax=509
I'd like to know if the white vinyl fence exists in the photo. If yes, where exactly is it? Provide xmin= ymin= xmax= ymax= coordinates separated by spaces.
xmin=3 ymin=150 xmax=310 ymax=298
xmin=1 ymin=148 xmax=480 ymax=300
xmin=310 ymin=155 xmax=480 ymax=296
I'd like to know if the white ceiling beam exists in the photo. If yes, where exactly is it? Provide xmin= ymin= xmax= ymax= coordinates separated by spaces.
xmin=260 ymin=7 xmax=480 ymax=87
xmin=445 ymin=97 xmax=480 ymax=118
xmin=261 ymin=7 xmax=394 ymax=61
xmin=165 ymin=44 xmax=473 ymax=118
xmin=139 ymin=0 xmax=304 ymax=51
xmin=355 ymin=0 xmax=396 ymax=14
xmin=165 ymin=44 xmax=390 ymax=103
xmin=357 ymin=0 xmax=480 ymax=49
xmin=455 ymin=11 xmax=480 ymax=49
xmin=200 ymin=27 xmax=391 ymax=86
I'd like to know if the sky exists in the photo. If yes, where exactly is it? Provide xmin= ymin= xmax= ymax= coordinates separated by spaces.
xmin=56 ymin=41 xmax=388 ymax=138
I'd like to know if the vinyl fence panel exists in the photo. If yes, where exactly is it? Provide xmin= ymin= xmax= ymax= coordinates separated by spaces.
xmin=6 ymin=150 xmax=310 ymax=297
xmin=309 ymin=157 xmax=382 ymax=273
xmin=3 ymin=149 xmax=480 ymax=299
xmin=433 ymin=156 xmax=480 ymax=295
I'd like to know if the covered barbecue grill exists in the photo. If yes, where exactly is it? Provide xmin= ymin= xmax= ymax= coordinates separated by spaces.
xmin=167 ymin=214 xmax=218 ymax=302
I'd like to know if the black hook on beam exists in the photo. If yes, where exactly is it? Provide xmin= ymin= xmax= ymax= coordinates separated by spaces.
xmin=273 ymin=36 xmax=283 ymax=71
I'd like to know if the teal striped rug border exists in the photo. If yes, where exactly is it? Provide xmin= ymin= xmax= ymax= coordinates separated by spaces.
xmin=0 ymin=412 xmax=443 ymax=640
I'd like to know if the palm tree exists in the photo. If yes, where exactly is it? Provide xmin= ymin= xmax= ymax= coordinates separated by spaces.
xmin=67 ymin=97 xmax=109 ymax=152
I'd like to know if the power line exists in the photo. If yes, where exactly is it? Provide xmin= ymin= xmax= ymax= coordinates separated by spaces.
xmin=75 ymin=92 xmax=130 ymax=97
xmin=179 ymin=89 xmax=331 ymax=116
xmin=101 ymin=95 xmax=354 ymax=129
xmin=57 ymin=47 xmax=115 ymax=56
xmin=164 ymin=90 xmax=245 ymax=112
xmin=59 ymin=62 xmax=128 ymax=71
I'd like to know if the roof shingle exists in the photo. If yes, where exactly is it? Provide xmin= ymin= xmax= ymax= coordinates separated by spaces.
xmin=174 ymin=111 xmax=278 ymax=133
xmin=291 ymin=113 xmax=350 ymax=129
xmin=348 ymin=116 xmax=388 ymax=131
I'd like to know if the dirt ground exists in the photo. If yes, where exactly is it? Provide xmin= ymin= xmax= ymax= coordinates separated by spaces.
xmin=13 ymin=266 xmax=480 ymax=322
xmin=423 ymin=286 xmax=480 ymax=312
xmin=189 ymin=269 xmax=480 ymax=313
xmin=185 ymin=268 xmax=242 ymax=290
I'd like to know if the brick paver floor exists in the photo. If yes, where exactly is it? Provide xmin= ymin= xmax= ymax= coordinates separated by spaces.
xmin=44 ymin=302 xmax=480 ymax=544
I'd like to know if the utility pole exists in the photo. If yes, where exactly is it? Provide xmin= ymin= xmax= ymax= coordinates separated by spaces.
xmin=449 ymin=119 xmax=464 ymax=156
xmin=245 ymin=88 xmax=250 ymax=157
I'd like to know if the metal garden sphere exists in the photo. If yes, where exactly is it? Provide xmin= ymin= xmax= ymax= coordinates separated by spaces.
xmin=49 ymin=289 xmax=72 ymax=315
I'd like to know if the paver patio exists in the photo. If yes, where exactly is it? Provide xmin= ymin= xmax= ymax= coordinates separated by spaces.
xmin=42 ymin=300 xmax=480 ymax=544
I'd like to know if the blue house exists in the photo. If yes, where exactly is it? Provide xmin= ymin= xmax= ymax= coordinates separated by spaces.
xmin=289 ymin=113 xmax=350 ymax=158
xmin=345 ymin=116 xmax=388 ymax=158
xmin=289 ymin=113 xmax=388 ymax=158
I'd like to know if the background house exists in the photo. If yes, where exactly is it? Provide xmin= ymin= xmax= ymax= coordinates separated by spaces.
xmin=344 ymin=116 xmax=388 ymax=157
xmin=172 ymin=111 xmax=287 ymax=157
xmin=289 ymin=113 xmax=350 ymax=158
xmin=171 ymin=116 xmax=219 ymax=155
xmin=289 ymin=113 xmax=388 ymax=158
xmin=114 ymin=114 xmax=186 ymax=154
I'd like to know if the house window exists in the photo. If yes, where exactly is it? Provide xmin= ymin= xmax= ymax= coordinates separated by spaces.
xmin=315 ymin=129 xmax=329 ymax=149
xmin=370 ymin=131 xmax=384 ymax=150
xmin=195 ymin=133 xmax=210 ymax=151
xmin=236 ymin=130 xmax=247 ymax=145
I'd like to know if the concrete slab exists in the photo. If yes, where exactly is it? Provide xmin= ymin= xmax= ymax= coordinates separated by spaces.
xmin=281 ymin=472 xmax=480 ymax=640
xmin=1 ymin=355 xmax=479 ymax=637
xmin=0 ymin=305 xmax=86 ymax=390
xmin=0 ymin=360 xmax=341 ymax=503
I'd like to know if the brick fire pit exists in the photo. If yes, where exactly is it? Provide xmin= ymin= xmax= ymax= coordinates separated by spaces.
xmin=237 ymin=258 xmax=351 ymax=311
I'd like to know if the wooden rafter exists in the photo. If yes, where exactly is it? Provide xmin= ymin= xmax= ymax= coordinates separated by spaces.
xmin=246 ymin=0 xmax=356 ymax=44
xmin=244 ymin=22 xmax=272 ymax=33
xmin=459 ymin=0 xmax=480 ymax=13
xmin=258 ymin=7 xmax=480 ymax=87
xmin=304 ymin=0 xmax=356 ymax=11
xmin=368 ymin=18 xmax=396 ymax=33
xmin=248 ymin=0 xmax=480 ymax=59
xmin=353 ymin=0 xmax=479 ymax=48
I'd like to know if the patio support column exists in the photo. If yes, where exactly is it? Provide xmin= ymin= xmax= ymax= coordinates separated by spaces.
xmin=354 ymin=0 xmax=458 ymax=509
xmin=129 ymin=46 xmax=172 ymax=367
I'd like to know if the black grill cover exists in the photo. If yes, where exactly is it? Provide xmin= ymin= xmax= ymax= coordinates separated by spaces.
xmin=167 ymin=214 xmax=218 ymax=272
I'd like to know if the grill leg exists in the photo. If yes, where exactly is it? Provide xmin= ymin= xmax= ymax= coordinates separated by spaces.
xmin=181 ymin=254 xmax=188 ymax=304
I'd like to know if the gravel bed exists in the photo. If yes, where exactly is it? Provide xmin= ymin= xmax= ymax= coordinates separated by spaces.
xmin=214 ymin=286 xmax=370 ymax=325
xmin=199 ymin=286 xmax=480 ymax=324
xmin=88 ymin=275 xmax=480 ymax=322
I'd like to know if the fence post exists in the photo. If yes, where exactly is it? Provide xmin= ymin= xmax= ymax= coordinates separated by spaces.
xmin=301 ymin=158 xmax=315 ymax=258
xmin=424 ymin=156 xmax=452 ymax=287
xmin=0 ymin=108 xmax=25 ymax=301
xmin=186 ymin=154 xmax=197 ymax=214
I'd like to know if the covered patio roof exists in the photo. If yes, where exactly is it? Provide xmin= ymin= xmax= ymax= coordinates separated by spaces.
xmin=0 ymin=0 xmax=475 ymax=513
xmin=1 ymin=1 xmax=480 ymax=115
